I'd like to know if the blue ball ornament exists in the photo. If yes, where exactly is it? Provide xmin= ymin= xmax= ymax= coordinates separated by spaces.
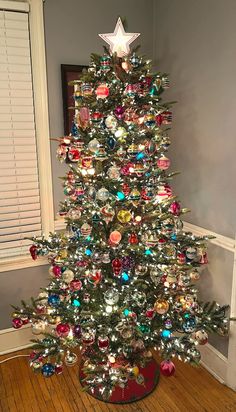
xmin=117 ymin=191 xmax=125 ymax=201
xmin=161 ymin=329 xmax=172 ymax=340
xmin=41 ymin=363 xmax=55 ymax=377
xmin=121 ymin=272 xmax=129 ymax=283
xmin=48 ymin=294 xmax=60 ymax=307
xmin=72 ymin=298 xmax=81 ymax=307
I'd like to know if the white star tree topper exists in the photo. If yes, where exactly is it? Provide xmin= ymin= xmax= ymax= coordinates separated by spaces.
xmin=99 ymin=18 xmax=140 ymax=57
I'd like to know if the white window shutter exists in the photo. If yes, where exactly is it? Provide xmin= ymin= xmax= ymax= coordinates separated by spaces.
xmin=0 ymin=10 xmax=41 ymax=259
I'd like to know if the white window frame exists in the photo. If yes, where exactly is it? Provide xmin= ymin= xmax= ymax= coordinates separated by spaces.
xmin=0 ymin=0 xmax=54 ymax=272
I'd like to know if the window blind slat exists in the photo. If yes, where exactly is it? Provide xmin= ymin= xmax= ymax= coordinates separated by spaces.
xmin=0 ymin=129 xmax=35 ymax=137
xmin=0 ymin=143 xmax=35 ymax=153
xmin=0 ymin=160 xmax=38 ymax=169
xmin=0 ymin=226 xmax=41 ymax=242
xmin=0 ymin=181 xmax=39 ymax=192
xmin=0 ymin=195 xmax=40 ymax=207
xmin=0 ymin=202 xmax=40 ymax=214
xmin=1 ymin=188 xmax=39 ymax=200
xmin=0 ymin=81 xmax=32 ymax=90
xmin=0 ymin=167 xmax=38 ymax=177
xmin=0 ymin=216 xmax=41 ymax=230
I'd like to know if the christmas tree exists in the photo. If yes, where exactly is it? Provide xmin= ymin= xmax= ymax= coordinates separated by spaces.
xmin=12 ymin=19 xmax=228 ymax=402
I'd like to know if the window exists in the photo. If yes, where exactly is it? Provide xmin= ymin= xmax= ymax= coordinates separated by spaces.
xmin=0 ymin=0 xmax=54 ymax=269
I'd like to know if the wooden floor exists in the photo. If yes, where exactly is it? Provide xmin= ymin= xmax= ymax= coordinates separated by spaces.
xmin=0 ymin=349 xmax=236 ymax=412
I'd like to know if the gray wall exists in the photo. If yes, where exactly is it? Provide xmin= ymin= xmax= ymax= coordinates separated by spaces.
xmin=0 ymin=0 xmax=155 ymax=330
xmin=155 ymin=0 xmax=236 ymax=356
xmin=155 ymin=0 xmax=236 ymax=239
xmin=44 ymin=0 xmax=155 ymax=213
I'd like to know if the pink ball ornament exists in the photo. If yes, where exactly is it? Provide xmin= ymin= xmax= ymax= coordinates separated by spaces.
xmin=160 ymin=360 xmax=176 ymax=377
xmin=12 ymin=318 xmax=23 ymax=329
xmin=157 ymin=156 xmax=171 ymax=170
xmin=169 ymin=201 xmax=181 ymax=216
xmin=109 ymin=230 xmax=122 ymax=244
xmin=70 ymin=279 xmax=82 ymax=291
xmin=52 ymin=265 xmax=62 ymax=278
xmin=56 ymin=323 xmax=71 ymax=338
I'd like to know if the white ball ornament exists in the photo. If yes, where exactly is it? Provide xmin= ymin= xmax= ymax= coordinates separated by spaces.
xmin=96 ymin=187 xmax=110 ymax=202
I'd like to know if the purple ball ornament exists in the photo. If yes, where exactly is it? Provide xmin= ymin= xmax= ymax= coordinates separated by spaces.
xmin=114 ymin=106 xmax=125 ymax=120
xmin=122 ymin=256 xmax=135 ymax=270
xmin=73 ymin=324 xmax=82 ymax=338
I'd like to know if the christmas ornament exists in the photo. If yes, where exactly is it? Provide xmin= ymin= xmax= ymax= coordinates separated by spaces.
xmin=154 ymin=299 xmax=169 ymax=314
xmin=186 ymin=247 xmax=197 ymax=261
xmin=12 ymin=318 xmax=23 ymax=329
xmin=114 ymin=105 xmax=125 ymax=119
xmin=29 ymin=244 xmax=37 ymax=260
xmin=104 ymin=288 xmax=119 ymax=305
xmin=109 ymin=230 xmax=122 ymax=244
xmin=88 ymin=138 xmax=100 ymax=153
xmin=81 ymin=83 xmax=93 ymax=96
xmin=105 ymin=115 xmax=117 ymax=129
xmin=128 ymin=232 xmax=138 ymax=244
xmin=169 ymin=201 xmax=181 ymax=216
xmin=96 ymin=187 xmax=109 ymax=202
xmin=65 ymin=352 xmax=78 ymax=366
xmin=160 ymin=360 xmax=175 ymax=377
xmin=98 ymin=335 xmax=109 ymax=352
xmin=56 ymin=323 xmax=70 ymax=337
xmin=41 ymin=363 xmax=55 ymax=377
xmin=157 ymin=155 xmax=171 ymax=170
xmin=112 ymin=258 xmax=122 ymax=275
xmin=70 ymin=279 xmax=82 ymax=290
xmin=95 ymin=84 xmax=109 ymax=99
xmin=117 ymin=209 xmax=132 ymax=224
xmin=81 ymin=223 xmax=92 ymax=237
xmin=100 ymin=55 xmax=111 ymax=71
xmin=31 ymin=320 xmax=46 ymax=335
xmin=194 ymin=330 xmax=208 ymax=345
xmin=99 ymin=17 xmax=140 ymax=57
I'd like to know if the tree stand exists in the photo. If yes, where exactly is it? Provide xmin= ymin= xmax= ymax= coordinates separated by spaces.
xmin=79 ymin=358 xmax=160 ymax=404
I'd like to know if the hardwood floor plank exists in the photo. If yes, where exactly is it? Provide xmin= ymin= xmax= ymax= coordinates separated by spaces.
xmin=1 ymin=349 xmax=236 ymax=412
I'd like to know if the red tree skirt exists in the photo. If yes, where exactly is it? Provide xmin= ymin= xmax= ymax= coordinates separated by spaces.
xmin=79 ymin=358 xmax=160 ymax=404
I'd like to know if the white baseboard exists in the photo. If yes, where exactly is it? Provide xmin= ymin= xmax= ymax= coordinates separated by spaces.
xmin=0 ymin=325 xmax=34 ymax=355
xmin=200 ymin=343 xmax=228 ymax=385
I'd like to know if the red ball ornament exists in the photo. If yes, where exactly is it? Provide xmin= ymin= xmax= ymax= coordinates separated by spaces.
xmin=146 ymin=308 xmax=155 ymax=319
xmin=169 ymin=201 xmax=181 ymax=216
xmin=70 ymin=279 xmax=82 ymax=291
xmin=112 ymin=258 xmax=122 ymax=276
xmin=95 ymin=84 xmax=109 ymax=99
xmin=122 ymin=183 xmax=131 ymax=196
xmin=56 ymin=323 xmax=71 ymax=338
xmin=68 ymin=147 xmax=81 ymax=162
xmin=129 ymin=233 xmax=139 ymax=244
xmin=157 ymin=156 xmax=171 ymax=170
xmin=12 ymin=318 xmax=23 ymax=329
xmin=97 ymin=335 xmax=109 ymax=352
xmin=160 ymin=360 xmax=175 ymax=377
xmin=177 ymin=252 xmax=186 ymax=265
xmin=91 ymin=111 xmax=103 ymax=123
xmin=29 ymin=244 xmax=37 ymax=260
xmin=55 ymin=363 xmax=63 ymax=375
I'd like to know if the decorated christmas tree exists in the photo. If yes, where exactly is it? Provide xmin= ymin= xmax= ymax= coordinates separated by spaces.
xmin=12 ymin=19 xmax=228 ymax=403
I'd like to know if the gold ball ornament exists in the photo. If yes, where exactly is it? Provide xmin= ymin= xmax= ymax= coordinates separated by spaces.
xmin=31 ymin=320 xmax=46 ymax=335
xmin=117 ymin=209 xmax=132 ymax=224
xmin=62 ymin=269 xmax=74 ymax=283
xmin=154 ymin=299 xmax=169 ymax=314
